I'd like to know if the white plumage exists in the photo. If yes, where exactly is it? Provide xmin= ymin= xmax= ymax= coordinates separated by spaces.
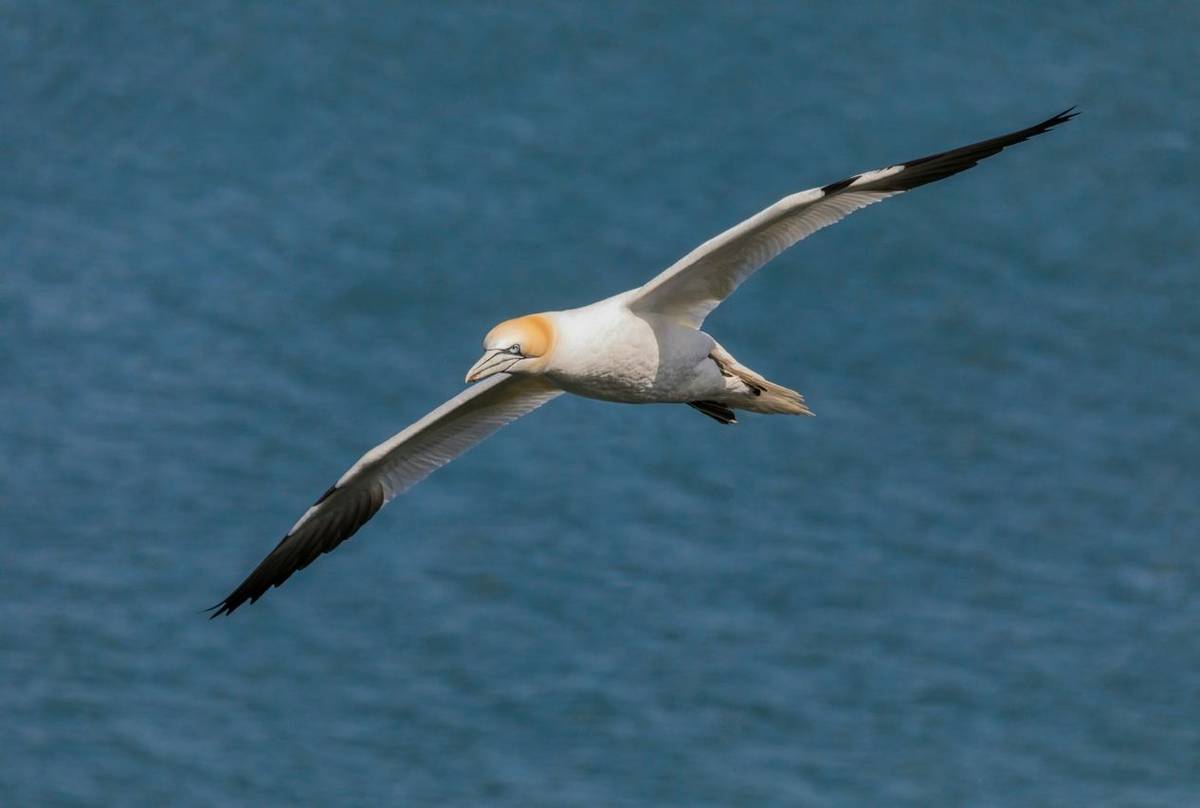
xmin=212 ymin=108 xmax=1075 ymax=615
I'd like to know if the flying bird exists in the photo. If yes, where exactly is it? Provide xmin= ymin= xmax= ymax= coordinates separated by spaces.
xmin=211 ymin=109 xmax=1076 ymax=616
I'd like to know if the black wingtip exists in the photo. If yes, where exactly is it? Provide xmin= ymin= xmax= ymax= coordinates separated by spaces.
xmin=206 ymin=575 xmax=259 ymax=618
xmin=207 ymin=482 xmax=387 ymax=620
xmin=206 ymin=600 xmax=236 ymax=619
xmin=856 ymin=107 xmax=1081 ymax=194
xmin=820 ymin=175 xmax=857 ymax=195
xmin=207 ymin=579 xmax=270 ymax=619
xmin=207 ymin=577 xmax=270 ymax=618
xmin=817 ymin=108 xmax=1078 ymax=199
xmin=1040 ymin=106 xmax=1080 ymax=129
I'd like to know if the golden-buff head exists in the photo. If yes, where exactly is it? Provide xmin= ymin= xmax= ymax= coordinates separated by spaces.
xmin=465 ymin=314 xmax=557 ymax=382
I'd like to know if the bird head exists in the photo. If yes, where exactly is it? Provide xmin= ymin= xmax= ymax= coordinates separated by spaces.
xmin=465 ymin=314 xmax=557 ymax=383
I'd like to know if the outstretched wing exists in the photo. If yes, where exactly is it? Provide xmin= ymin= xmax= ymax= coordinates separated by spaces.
xmin=630 ymin=109 xmax=1077 ymax=327
xmin=210 ymin=374 xmax=562 ymax=616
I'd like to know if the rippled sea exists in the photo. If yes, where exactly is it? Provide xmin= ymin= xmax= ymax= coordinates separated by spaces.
xmin=4 ymin=3 xmax=1198 ymax=805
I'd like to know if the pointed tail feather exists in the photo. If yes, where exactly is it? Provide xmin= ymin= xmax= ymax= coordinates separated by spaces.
xmin=710 ymin=345 xmax=814 ymax=416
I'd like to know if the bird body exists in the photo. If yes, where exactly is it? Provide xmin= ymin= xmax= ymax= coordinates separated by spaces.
xmin=473 ymin=294 xmax=807 ymax=414
xmin=211 ymin=109 xmax=1076 ymax=616
xmin=530 ymin=297 xmax=726 ymax=404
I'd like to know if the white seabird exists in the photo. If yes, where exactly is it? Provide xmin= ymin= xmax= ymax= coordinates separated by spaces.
xmin=211 ymin=109 xmax=1076 ymax=616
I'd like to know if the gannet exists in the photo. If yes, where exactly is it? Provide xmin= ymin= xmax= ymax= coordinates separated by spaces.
xmin=211 ymin=109 xmax=1075 ymax=616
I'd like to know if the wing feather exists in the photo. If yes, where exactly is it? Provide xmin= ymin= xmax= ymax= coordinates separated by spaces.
xmin=631 ymin=109 xmax=1077 ymax=327
xmin=210 ymin=374 xmax=562 ymax=616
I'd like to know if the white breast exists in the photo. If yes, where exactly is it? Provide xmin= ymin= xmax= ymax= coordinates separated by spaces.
xmin=544 ymin=295 xmax=721 ymax=403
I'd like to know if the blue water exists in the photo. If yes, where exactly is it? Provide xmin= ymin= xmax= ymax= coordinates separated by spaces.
xmin=4 ymin=2 xmax=1198 ymax=805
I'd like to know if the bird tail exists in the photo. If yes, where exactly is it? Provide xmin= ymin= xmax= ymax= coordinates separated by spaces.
xmin=710 ymin=345 xmax=814 ymax=416
xmin=735 ymin=373 xmax=813 ymax=415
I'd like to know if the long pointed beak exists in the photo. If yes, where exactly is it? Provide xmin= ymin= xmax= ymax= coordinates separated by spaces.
xmin=465 ymin=350 xmax=518 ymax=383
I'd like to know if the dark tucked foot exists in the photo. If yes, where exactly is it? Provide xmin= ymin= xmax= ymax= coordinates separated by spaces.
xmin=688 ymin=400 xmax=737 ymax=424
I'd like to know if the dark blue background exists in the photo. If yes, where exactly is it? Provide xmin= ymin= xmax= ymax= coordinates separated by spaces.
xmin=4 ymin=3 xmax=1197 ymax=805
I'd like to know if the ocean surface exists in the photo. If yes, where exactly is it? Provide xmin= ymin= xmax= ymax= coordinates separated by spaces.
xmin=3 ymin=3 xmax=1198 ymax=805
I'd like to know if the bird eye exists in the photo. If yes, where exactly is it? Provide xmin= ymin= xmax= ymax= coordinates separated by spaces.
xmin=508 ymin=344 xmax=522 ymax=355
